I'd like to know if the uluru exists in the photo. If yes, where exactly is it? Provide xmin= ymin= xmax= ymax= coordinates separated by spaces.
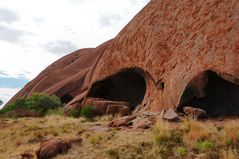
xmin=7 ymin=0 xmax=239 ymax=118
xmin=1 ymin=0 xmax=239 ymax=159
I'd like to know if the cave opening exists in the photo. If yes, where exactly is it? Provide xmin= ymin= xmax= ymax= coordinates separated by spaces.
xmin=61 ymin=94 xmax=73 ymax=104
xmin=87 ymin=68 xmax=147 ymax=110
xmin=177 ymin=70 xmax=239 ymax=117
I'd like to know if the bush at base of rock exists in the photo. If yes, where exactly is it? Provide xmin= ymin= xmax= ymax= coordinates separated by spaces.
xmin=0 ymin=93 xmax=62 ymax=117
xmin=68 ymin=104 xmax=94 ymax=118
xmin=80 ymin=105 xmax=94 ymax=118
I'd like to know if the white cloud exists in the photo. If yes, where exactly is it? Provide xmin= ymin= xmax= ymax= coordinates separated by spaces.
xmin=0 ymin=7 xmax=19 ymax=24
xmin=42 ymin=40 xmax=77 ymax=55
xmin=0 ymin=25 xmax=26 ymax=43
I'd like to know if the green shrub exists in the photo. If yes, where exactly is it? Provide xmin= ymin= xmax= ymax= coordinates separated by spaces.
xmin=175 ymin=146 xmax=187 ymax=157
xmin=68 ymin=105 xmax=94 ymax=118
xmin=80 ymin=105 xmax=94 ymax=118
xmin=0 ymin=93 xmax=62 ymax=116
xmin=0 ymin=98 xmax=27 ymax=114
xmin=196 ymin=140 xmax=215 ymax=152
xmin=26 ymin=93 xmax=61 ymax=114
xmin=68 ymin=109 xmax=81 ymax=118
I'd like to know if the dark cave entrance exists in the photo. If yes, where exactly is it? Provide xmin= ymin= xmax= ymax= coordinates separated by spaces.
xmin=61 ymin=94 xmax=73 ymax=104
xmin=87 ymin=68 xmax=147 ymax=110
xmin=177 ymin=70 xmax=239 ymax=117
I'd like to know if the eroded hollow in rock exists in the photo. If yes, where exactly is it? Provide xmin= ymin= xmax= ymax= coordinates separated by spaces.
xmin=61 ymin=94 xmax=73 ymax=104
xmin=87 ymin=68 xmax=147 ymax=110
xmin=177 ymin=70 xmax=239 ymax=117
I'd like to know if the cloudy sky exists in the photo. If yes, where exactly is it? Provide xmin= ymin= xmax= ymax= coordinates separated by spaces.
xmin=0 ymin=0 xmax=149 ymax=106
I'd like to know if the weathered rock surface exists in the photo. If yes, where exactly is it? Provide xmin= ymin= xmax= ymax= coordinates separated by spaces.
xmin=81 ymin=97 xmax=130 ymax=116
xmin=162 ymin=108 xmax=180 ymax=122
xmin=131 ymin=117 xmax=153 ymax=129
xmin=108 ymin=115 xmax=136 ymax=127
xmin=108 ymin=111 xmax=159 ymax=129
xmin=36 ymin=138 xmax=82 ymax=159
xmin=183 ymin=106 xmax=207 ymax=119
xmin=106 ymin=105 xmax=130 ymax=116
xmin=8 ymin=0 xmax=239 ymax=117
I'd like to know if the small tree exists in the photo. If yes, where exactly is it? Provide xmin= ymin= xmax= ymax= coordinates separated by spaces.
xmin=0 ymin=93 xmax=62 ymax=116
xmin=26 ymin=93 xmax=61 ymax=114
xmin=0 ymin=100 xmax=3 ymax=106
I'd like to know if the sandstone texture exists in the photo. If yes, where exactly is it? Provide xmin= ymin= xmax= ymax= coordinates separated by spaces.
xmin=162 ymin=108 xmax=180 ymax=122
xmin=8 ymin=0 xmax=239 ymax=117
xmin=79 ymin=97 xmax=130 ymax=116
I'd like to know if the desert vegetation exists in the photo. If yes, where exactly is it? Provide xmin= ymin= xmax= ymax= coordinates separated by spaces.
xmin=0 ymin=114 xmax=239 ymax=159
xmin=68 ymin=104 xmax=94 ymax=118
xmin=1 ymin=93 xmax=239 ymax=159
xmin=0 ymin=93 xmax=62 ymax=117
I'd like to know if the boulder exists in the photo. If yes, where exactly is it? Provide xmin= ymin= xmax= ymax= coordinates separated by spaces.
xmin=106 ymin=104 xmax=130 ymax=116
xmin=132 ymin=118 xmax=153 ymax=129
xmin=82 ymin=97 xmax=130 ymax=115
xmin=108 ymin=115 xmax=136 ymax=127
xmin=36 ymin=138 xmax=71 ymax=159
xmin=183 ymin=106 xmax=207 ymax=119
xmin=162 ymin=108 xmax=179 ymax=122
xmin=36 ymin=137 xmax=82 ymax=159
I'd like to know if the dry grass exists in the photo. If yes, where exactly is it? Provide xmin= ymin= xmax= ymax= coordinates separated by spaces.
xmin=0 ymin=115 xmax=88 ymax=159
xmin=0 ymin=116 xmax=239 ymax=159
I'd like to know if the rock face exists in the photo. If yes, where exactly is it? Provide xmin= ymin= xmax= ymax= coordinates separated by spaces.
xmin=8 ymin=0 xmax=239 ymax=117
xmin=80 ymin=97 xmax=130 ymax=116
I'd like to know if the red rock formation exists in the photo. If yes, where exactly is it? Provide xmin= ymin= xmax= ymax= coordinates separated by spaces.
xmin=8 ymin=0 xmax=239 ymax=117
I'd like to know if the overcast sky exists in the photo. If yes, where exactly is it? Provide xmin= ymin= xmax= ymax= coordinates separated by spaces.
xmin=0 ymin=0 xmax=149 ymax=106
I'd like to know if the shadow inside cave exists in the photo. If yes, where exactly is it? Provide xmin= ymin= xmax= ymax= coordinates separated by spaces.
xmin=87 ymin=68 xmax=147 ymax=110
xmin=178 ymin=70 xmax=239 ymax=117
